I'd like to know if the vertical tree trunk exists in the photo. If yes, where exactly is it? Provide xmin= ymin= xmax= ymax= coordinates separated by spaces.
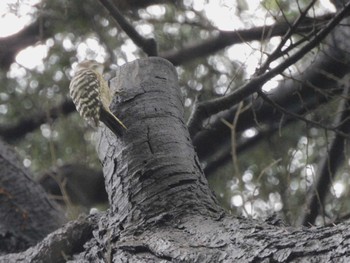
xmin=3 ymin=58 xmax=350 ymax=262
xmin=96 ymin=57 xmax=223 ymax=229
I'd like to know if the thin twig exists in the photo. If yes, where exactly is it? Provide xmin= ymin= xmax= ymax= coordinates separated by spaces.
xmin=301 ymin=83 xmax=350 ymax=226
xmin=187 ymin=2 xmax=350 ymax=137
xmin=257 ymin=0 xmax=318 ymax=74
xmin=257 ymin=90 xmax=350 ymax=138
xmin=221 ymin=102 xmax=245 ymax=182
xmin=161 ymin=12 xmax=335 ymax=66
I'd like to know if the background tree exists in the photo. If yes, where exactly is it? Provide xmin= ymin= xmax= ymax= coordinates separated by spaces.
xmin=2 ymin=0 xmax=350 ymax=261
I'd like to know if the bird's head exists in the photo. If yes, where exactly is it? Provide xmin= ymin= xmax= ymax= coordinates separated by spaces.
xmin=75 ymin=60 xmax=104 ymax=74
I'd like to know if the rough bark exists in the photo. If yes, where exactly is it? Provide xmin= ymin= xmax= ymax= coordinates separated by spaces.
xmin=0 ymin=140 xmax=65 ymax=254
xmin=2 ymin=58 xmax=350 ymax=262
xmin=96 ymin=57 xmax=223 ymax=222
xmin=0 ymin=215 xmax=95 ymax=262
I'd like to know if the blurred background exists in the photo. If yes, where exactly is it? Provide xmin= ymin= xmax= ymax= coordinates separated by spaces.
xmin=1 ymin=0 xmax=349 ymax=226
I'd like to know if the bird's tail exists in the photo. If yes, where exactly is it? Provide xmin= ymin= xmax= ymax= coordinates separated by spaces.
xmin=100 ymin=108 xmax=127 ymax=137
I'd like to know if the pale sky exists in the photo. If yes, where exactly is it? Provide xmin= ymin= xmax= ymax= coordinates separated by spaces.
xmin=0 ymin=0 xmax=335 ymax=83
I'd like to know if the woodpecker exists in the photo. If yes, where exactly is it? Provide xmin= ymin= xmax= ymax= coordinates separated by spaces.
xmin=69 ymin=60 xmax=126 ymax=137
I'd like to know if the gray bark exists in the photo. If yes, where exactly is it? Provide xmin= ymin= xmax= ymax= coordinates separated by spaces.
xmin=0 ymin=140 xmax=65 ymax=254
xmin=2 ymin=58 xmax=350 ymax=262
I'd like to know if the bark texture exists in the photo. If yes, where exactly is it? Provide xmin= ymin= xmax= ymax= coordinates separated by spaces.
xmin=2 ymin=58 xmax=350 ymax=262
xmin=96 ymin=57 xmax=224 ymax=225
xmin=80 ymin=58 xmax=350 ymax=262
xmin=0 ymin=140 xmax=65 ymax=254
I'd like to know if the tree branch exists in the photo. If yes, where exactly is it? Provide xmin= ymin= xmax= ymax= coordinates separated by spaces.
xmin=38 ymin=164 xmax=107 ymax=207
xmin=0 ymin=140 xmax=65 ymax=253
xmin=161 ymin=12 xmax=334 ymax=66
xmin=257 ymin=90 xmax=350 ymax=138
xmin=203 ymin=124 xmax=285 ymax=177
xmin=0 ymin=99 xmax=75 ymax=141
xmin=187 ymin=2 xmax=350 ymax=137
xmin=98 ymin=0 xmax=158 ymax=56
xmin=0 ymin=214 xmax=96 ymax=262
xmin=300 ymin=80 xmax=350 ymax=226
xmin=0 ymin=17 xmax=53 ymax=70
xmin=193 ymin=48 xmax=350 ymax=166
xmin=257 ymin=0 xmax=318 ymax=74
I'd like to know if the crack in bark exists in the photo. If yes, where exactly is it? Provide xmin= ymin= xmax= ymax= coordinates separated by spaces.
xmin=146 ymin=126 xmax=154 ymax=154
xmin=119 ymin=244 xmax=173 ymax=261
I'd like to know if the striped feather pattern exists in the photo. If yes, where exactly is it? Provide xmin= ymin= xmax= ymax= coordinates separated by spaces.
xmin=69 ymin=68 xmax=101 ymax=127
xmin=69 ymin=60 xmax=126 ymax=136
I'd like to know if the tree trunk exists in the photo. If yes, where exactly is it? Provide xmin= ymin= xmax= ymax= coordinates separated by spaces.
xmin=2 ymin=58 xmax=350 ymax=262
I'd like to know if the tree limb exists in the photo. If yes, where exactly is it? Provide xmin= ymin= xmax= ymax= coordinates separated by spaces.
xmin=300 ymin=79 xmax=350 ymax=226
xmin=98 ymin=0 xmax=158 ymax=56
xmin=161 ymin=12 xmax=334 ymax=66
xmin=193 ymin=48 xmax=350 ymax=168
xmin=187 ymin=2 xmax=350 ymax=137
xmin=0 ymin=99 xmax=75 ymax=141
xmin=257 ymin=0 xmax=318 ymax=74
xmin=0 ymin=18 xmax=53 ymax=70
xmin=0 ymin=140 xmax=65 ymax=253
